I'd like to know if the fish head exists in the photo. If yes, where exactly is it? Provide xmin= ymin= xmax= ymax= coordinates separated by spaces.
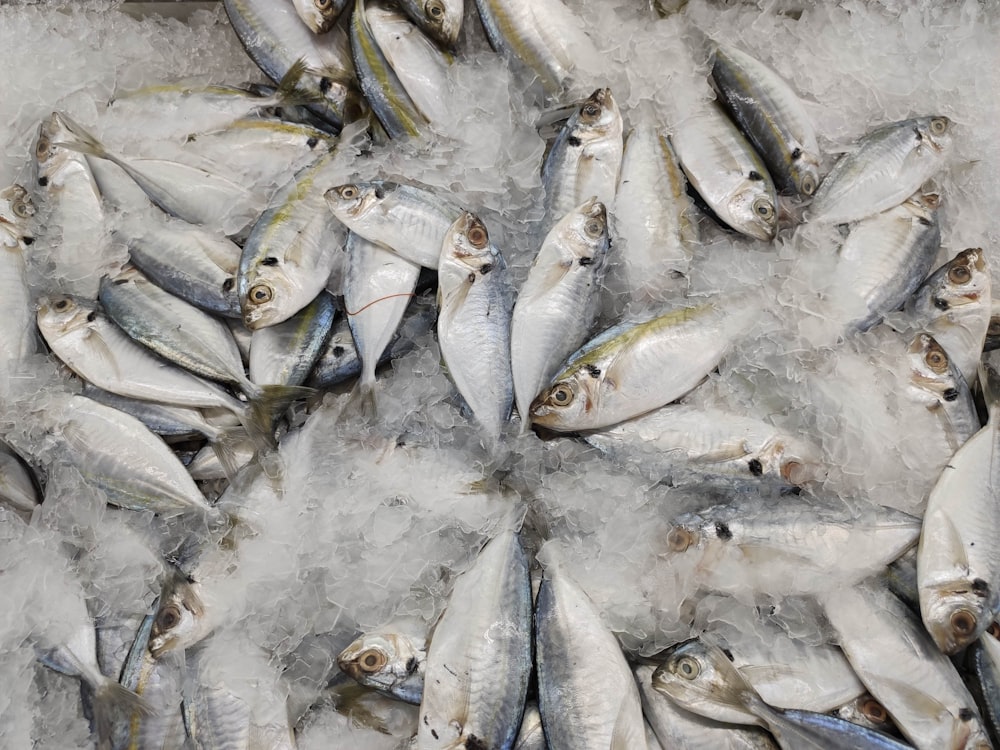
xmin=148 ymin=575 xmax=207 ymax=657
xmin=572 ymin=88 xmax=622 ymax=143
xmin=36 ymin=295 xmax=96 ymax=339
xmin=443 ymin=212 xmax=499 ymax=271
xmin=789 ymin=148 xmax=821 ymax=197
xmin=922 ymin=581 xmax=997 ymax=655
xmin=239 ymin=258 xmax=307 ymax=330
xmin=337 ymin=631 xmax=421 ymax=694
xmin=324 ymin=182 xmax=390 ymax=224
xmin=906 ymin=333 xmax=964 ymax=404
xmin=727 ymin=183 xmax=777 ymax=241
xmin=915 ymin=116 xmax=952 ymax=154
xmin=293 ymin=0 xmax=344 ymax=33
xmin=934 ymin=248 xmax=990 ymax=310
xmin=651 ymin=639 xmax=760 ymax=726
xmin=529 ymin=366 xmax=604 ymax=431
xmin=0 ymin=184 xmax=34 ymax=249
xmin=754 ymin=438 xmax=826 ymax=486
xmin=562 ymin=197 xmax=610 ymax=265
xmin=418 ymin=0 xmax=463 ymax=48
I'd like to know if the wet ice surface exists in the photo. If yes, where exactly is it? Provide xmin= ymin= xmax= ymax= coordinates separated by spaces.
xmin=0 ymin=0 xmax=999 ymax=746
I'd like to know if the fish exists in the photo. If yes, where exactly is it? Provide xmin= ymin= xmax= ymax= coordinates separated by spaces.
xmin=292 ymin=0 xmax=348 ymax=34
xmin=437 ymin=212 xmax=515 ymax=440
xmin=917 ymin=359 xmax=1000 ymax=654
xmin=542 ymin=89 xmax=623 ymax=230
xmin=324 ymin=180 xmax=462 ymax=268
xmin=902 ymin=247 xmax=991 ymax=384
xmin=149 ymin=570 xmax=216 ymax=659
xmin=249 ymin=290 xmax=338 ymax=387
xmin=510 ymin=198 xmax=610 ymax=431
xmin=902 ymin=333 xmax=979 ymax=452
xmin=337 ymin=618 xmax=427 ymax=704
xmin=535 ymin=562 xmax=648 ymax=750
xmin=530 ymin=297 xmax=759 ymax=432
xmin=670 ymin=102 xmax=778 ymax=241
xmin=809 ymin=116 xmax=952 ymax=225
xmin=343 ymin=231 xmax=421 ymax=410
xmin=416 ymin=530 xmax=532 ymax=749
xmin=651 ymin=639 xmax=913 ymax=750
xmin=710 ymin=44 xmax=821 ymax=197
xmin=397 ymin=0 xmax=463 ymax=49
xmin=0 ymin=184 xmax=38 ymax=366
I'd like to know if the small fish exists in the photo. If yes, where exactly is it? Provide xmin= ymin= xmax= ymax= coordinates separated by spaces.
xmin=809 ymin=116 xmax=952 ymax=225
xmin=293 ymin=0 xmax=348 ymax=34
xmin=337 ymin=618 xmax=427 ymax=704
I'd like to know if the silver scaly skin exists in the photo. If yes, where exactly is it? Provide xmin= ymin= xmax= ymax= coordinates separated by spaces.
xmin=0 ymin=184 xmax=37 ymax=366
xmin=248 ymin=290 xmax=337 ymax=388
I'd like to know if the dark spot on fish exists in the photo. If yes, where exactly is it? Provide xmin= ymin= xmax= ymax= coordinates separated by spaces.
xmin=262 ymin=257 xmax=279 ymax=266
xmin=306 ymin=136 xmax=319 ymax=149
xmin=747 ymin=171 xmax=763 ymax=181
xmin=748 ymin=458 xmax=763 ymax=476
xmin=22 ymin=236 xmax=33 ymax=245
xmin=973 ymin=578 xmax=990 ymax=597
xmin=480 ymin=263 xmax=493 ymax=276
xmin=721 ymin=647 xmax=734 ymax=661
xmin=584 ymin=364 xmax=601 ymax=378
xmin=917 ymin=216 xmax=932 ymax=226
xmin=943 ymin=388 xmax=959 ymax=402
xmin=715 ymin=522 xmax=733 ymax=541
xmin=319 ymin=77 xmax=333 ymax=94
xmin=113 ymin=278 xmax=128 ymax=286
xmin=579 ymin=257 xmax=594 ymax=266
xmin=423 ymin=715 xmax=429 ymax=726
xmin=959 ymin=708 xmax=975 ymax=721
xmin=85 ymin=311 xmax=97 ymax=323
xmin=444 ymin=663 xmax=457 ymax=677
xmin=934 ymin=297 xmax=949 ymax=310
xmin=466 ymin=736 xmax=487 ymax=750
xmin=406 ymin=656 xmax=418 ymax=674
xmin=272 ymin=107 xmax=284 ymax=118
xmin=332 ymin=345 xmax=345 ymax=358
xmin=37 ymin=176 xmax=48 ymax=187
xmin=791 ymin=147 xmax=802 ymax=160
xmin=221 ymin=277 xmax=235 ymax=293
xmin=567 ymin=135 xmax=582 ymax=148
xmin=913 ymin=126 xmax=923 ymax=142
xmin=431 ymin=730 xmax=439 ymax=740
xmin=467 ymin=272 xmax=476 ymax=284
xmin=374 ymin=185 xmax=385 ymax=199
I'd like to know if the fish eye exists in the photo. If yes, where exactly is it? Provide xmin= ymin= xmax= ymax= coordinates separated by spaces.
xmin=467 ymin=223 xmax=488 ymax=249
xmin=948 ymin=265 xmax=972 ymax=285
xmin=249 ymin=284 xmax=273 ymax=305
xmin=930 ymin=117 xmax=949 ymax=135
xmin=425 ymin=0 xmax=445 ymax=20
xmin=666 ymin=527 xmax=696 ymax=552
xmin=674 ymin=655 xmax=701 ymax=680
xmin=924 ymin=347 xmax=948 ymax=373
xmin=860 ymin=697 xmax=888 ymax=723
xmin=988 ymin=622 xmax=1000 ymax=639
xmin=12 ymin=198 xmax=34 ymax=219
xmin=581 ymin=103 xmax=600 ymax=119
xmin=35 ymin=136 xmax=50 ymax=160
xmin=338 ymin=185 xmax=358 ymax=200
xmin=156 ymin=604 xmax=182 ymax=632
xmin=358 ymin=648 xmax=387 ymax=673
xmin=584 ymin=218 xmax=603 ymax=237
xmin=752 ymin=199 xmax=774 ymax=221
xmin=549 ymin=383 xmax=574 ymax=406
xmin=52 ymin=297 xmax=72 ymax=312
xmin=315 ymin=0 xmax=333 ymax=10
xmin=800 ymin=174 xmax=817 ymax=196
xmin=951 ymin=608 xmax=977 ymax=636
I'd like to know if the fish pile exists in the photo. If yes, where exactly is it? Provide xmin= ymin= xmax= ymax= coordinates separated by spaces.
xmin=0 ymin=0 xmax=998 ymax=748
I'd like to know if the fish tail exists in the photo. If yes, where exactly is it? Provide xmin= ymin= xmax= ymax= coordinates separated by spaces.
xmin=272 ymin=57 xmax=323 ymax=107
xmin=209 ymin=426 xmax=250 ymax=482
xmin=349 ymin=377 xmax=378 ymax=419
xmin=91 ymin=676 xmax=155 ymax=746
xmin=51 ymin=112 xmax=111 ymax=161
xmin=242 ymin=384 xmax=315 ymax=450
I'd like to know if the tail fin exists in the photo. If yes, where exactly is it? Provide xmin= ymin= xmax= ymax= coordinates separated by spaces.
xmin=348 ymin=377 xmax=378 ymax=419
xmin=51 ymin=112 xmax=111 ymax=160
xmin=270 ymin=58 xmax=323 ymax=108
xmin=240 ymin=384 xmax=315 ymax=451
xmin=209 ymin=425 xmax=254 ymax=482
xmin=92 ymin=676 xmax=156 ymax=747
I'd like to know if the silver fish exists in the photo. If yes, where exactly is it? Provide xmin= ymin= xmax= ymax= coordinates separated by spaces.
xmin=809 ymin=116 xmax=952 ymax=225
xmin=511 ymin=198 xmax=610 ymax=431
xmin=416 ymin=530 xmax=531 ymax=749
xmin=337 ymin=618 xmax=427 ymax=704
xmin=437 ymin=212 xmax=514 ymax=441
xmin=711 ymin=44 xmax=821 ymax=197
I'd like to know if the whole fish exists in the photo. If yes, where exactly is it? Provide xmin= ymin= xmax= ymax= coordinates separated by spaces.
xmin=651 ymin=639 xmax=913 ymax=750
xmin=614 ymin=120 xmax=699 ymax=305
xmin=249 ymin=290 xmax=337 ymax=387
xmin=397 ymin=0 xmax=463 ymax=49
xmin=829 ymin=192 xmax=941 ymax=332
xmin=510 ymin=198 xmax=610 ymax=431
xmin=239 ymin=150 xmax=347 ymax=330
xmin=671 ymin=103 xmax=778 ymax=241
xmin=822 ymin=582 xmax=992 ymax=750
xmin=530 ymin=296 xmax=759 ymax=432
xmin=292 ymin=0 xmax=348 ymax=34
xmin=223 ymin=0 xmax=364 ymax=129
xmin=437 ymin=212 xmax=514 ymax=440
xmin=337 ymin=618 xmax=427 ymax=704
xmin=902 ymin=247 xmax=991 ymax=384
xmin=343 ymin=231 xmax=421 ymax=409
xmin=535 ymin=563 xmax=647 ymax=750
xmin=325 ymin=180 xmax=462 ymax=269
xmin=711 ymin=44 xmax=821 ymax=197
xmin=416 ymin=530 xmax=531 ymax=749
xmin=918 ymin=360 xmax=1000 ymax=654
xmin=0 ymin=184 xmax=37 ymax=365
xmin=809 ymin=116 xmax=952 ymax=225
xmin=542 ymin=89 xmax=623 ymax=229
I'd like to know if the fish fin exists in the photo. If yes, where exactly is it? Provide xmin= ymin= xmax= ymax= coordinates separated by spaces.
xmin=348 ymin=378 xmax=378 ymax=419
xmin=242 ymin=385 xmax=315 ymax=450
xmin=608 ymin=699 xmax=644 ymax=750
xmin=210 ymin=426 xmax=251 ymax=482
xmin=82 ymin=328 xmax=123 ymax=381
xmin=272 ymin=57 xmax=323 ymax=107
xmin=92 ymin=676 xmax=155 ymax=746
xmin=879 ymin=675 xmax=956 ymax=724
xmin=52 ymin=113 xmax=111 ymax=161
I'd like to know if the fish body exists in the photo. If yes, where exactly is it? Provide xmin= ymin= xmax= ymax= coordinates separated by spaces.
xmin=671 ymin=103 xmax=778 ymax=241
xmin=0 ymin=441 xmax=40 ymax=515
xmin=711 ymin=45 xmax=820 ymax=197
xmin=437 ymin=212 xmax=514 ymax=440
xmin=0 ymin=184 xmax=37 ymax=365
xmin=511 ymin=198 xmax=610 ymax=430
xmin=809 ymin=116 xmax=952 ymax=225
xmin=249 ymin=290 xmax=337 ymax=387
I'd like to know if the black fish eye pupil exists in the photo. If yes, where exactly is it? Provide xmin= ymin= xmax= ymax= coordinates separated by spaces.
xmin=791 ymin=148 xmax=802 ymax=159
